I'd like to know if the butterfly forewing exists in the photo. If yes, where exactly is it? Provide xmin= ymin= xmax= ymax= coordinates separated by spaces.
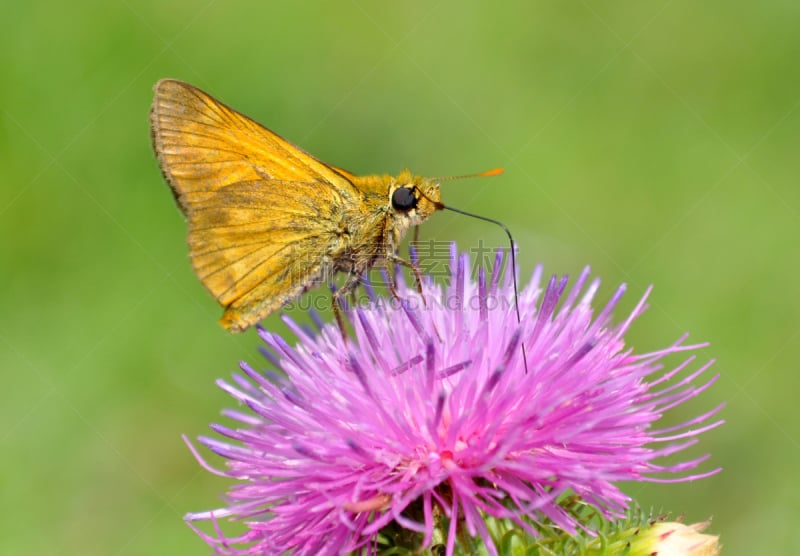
xmin=150 ymin=79 xmax=355 ymax=197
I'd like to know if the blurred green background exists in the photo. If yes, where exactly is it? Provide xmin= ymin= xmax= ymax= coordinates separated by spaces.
xmin=1 ymin=1 xmax=797 ymax=554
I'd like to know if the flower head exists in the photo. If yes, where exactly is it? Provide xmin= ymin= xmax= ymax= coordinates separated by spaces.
xmin=186 ymin=245 xmax=723 ymax=555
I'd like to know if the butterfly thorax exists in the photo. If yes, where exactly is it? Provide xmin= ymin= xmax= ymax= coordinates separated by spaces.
xmin=348 ymin=169 xmax=441 ymax=253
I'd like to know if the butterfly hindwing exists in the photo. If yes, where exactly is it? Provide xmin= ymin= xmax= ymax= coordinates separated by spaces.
xmin=185 ymin=180 xmax=344 ymax=331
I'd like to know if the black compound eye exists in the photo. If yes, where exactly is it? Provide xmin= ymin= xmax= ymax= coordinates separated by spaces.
xmin=391 ymin=187 xmax=417 ymax=211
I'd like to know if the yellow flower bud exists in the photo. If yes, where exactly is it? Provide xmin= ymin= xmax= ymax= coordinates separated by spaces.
xmin=631 ymin=520 xmax=721 ymax=556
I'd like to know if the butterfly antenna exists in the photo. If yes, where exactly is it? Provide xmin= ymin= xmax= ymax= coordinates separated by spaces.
xmin=434 ymin=167 xmax=504 ymax=182
xmin=440 ymin=204 xmax=529 ymax=373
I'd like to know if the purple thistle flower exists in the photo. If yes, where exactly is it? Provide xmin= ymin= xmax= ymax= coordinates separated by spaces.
xmin=185 ymin=245 xmax=723 ymax=555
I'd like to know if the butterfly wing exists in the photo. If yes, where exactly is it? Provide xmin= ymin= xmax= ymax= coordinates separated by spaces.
xmin=150 ymin=78 xmax=358 ymax=202
xmin=189 ymin=180 xmax=344 ymax=332
xmin=150 ymin=79 xmax=358 ymax=331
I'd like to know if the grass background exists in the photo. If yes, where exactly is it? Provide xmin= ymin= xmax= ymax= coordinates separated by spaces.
xmin=1 ymin=1 xmax=797 ymax=554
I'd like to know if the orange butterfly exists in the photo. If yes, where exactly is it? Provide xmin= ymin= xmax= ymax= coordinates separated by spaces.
xmin=150 ymin=79 xmax=466 ymax=333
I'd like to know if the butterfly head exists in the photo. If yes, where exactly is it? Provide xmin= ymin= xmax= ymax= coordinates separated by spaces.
xmin=389 ymin=172 xmax=443 ymax=227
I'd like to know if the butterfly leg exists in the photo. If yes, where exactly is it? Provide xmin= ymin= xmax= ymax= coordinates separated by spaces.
xmin=331 ymin=292 xmax=348 ymax=343
xmin=384 ymin=269 xmax=402 ymax=306
xmin=331 ymin=272 xmax=363 ymax=343
xmin=388 ymin=254 xmax=426 ymax=303
xmin=385 ymin=254 xmax=442 ymax=343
